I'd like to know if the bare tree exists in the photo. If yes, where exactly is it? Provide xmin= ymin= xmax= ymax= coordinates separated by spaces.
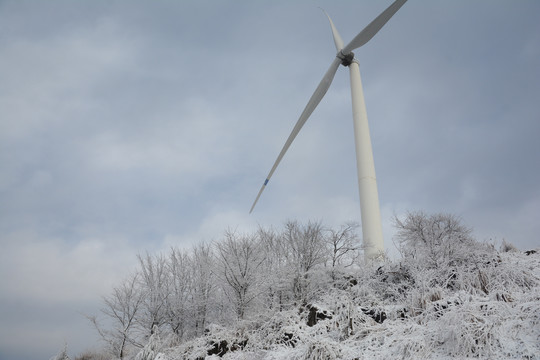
xmin=393 ymin=211 xmax=474 ymax=268
xmin=88 ymin=273 xmax=143 ymax=359
xmin=136 ymin=253 xmax=169 ymax=337
xmin=257 ymin=225 xmax=292 ymax=310
xmin=165 ymin=247 xmax=193 ymax=340
xmin=326 ymin=222 xmax=361 ymax=280
xmin=282 ymin=220 xmax=327 ymax=305
xmin=190 ymin=242 xmax=215 ymax=336
xmin=392 ymin=211 xmax=499 ymax=293
xmin=214 ymin=230 xmax=266 ymax=319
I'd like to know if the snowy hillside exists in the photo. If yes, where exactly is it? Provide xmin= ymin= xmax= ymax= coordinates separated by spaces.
xmin=161 ymin=254 xmax=539 ymax=360
xmin=76 ymin=213 xmax=539 ymax=360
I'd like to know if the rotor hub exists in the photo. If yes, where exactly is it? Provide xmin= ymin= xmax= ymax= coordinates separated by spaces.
xmin=337 ymin=51 xmax=355 ymax=67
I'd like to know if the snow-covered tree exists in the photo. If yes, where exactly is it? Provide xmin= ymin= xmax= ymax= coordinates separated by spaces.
xmin=189 ymin=242 xmax=215 ymax=336
xmin=282 ymin=220 xmax=327 ymax=305
xmin=394 ymin=211 xmax=496 ymax=293
xmin=258 ymin=225 xmax=293 ymax=311
xmin=214 ymin=230 xmax=266 ymax=319
xmin=164 ymin=247 xmax=193 ymax=341
xmin=89 ymin=273 xmax=143 ymax=359
xmin=136 ymin=253 xmax=169 ymax=337
xmin=325 ymin=222 xmax=360 ymax=281
xmin=394 ymin=211 xmax=475 ymax=267
xmin=134 ymin=325 xmax=162 ymax=360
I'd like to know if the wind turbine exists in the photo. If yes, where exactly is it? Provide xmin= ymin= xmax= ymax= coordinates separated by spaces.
xmin=250 ymin=0 xmax=407 ymax=260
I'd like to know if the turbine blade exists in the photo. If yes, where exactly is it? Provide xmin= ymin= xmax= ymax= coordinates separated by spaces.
xmin=249 ymin=179 xmax=267 ymax=214
xmin=321 ymin=9 xmax=344 ymax=52
xmin=250 ymin=57 xmax=341 ymax=213
xmin=342 ymin=0 xmax=407 ymax=54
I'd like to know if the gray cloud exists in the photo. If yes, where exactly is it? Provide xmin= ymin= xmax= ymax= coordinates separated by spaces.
xmin=1 ymin=1 xmax=539 ymax=359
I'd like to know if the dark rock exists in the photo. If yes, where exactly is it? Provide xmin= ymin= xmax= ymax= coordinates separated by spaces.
xmin=433 ymin=302 xmax=449 ymax=317
xmin=361 ymin=308 xmax=387 ymax=324
xmin=207 ymin=340 xmax=228 ymax=357
xmin=307 ymin=304 xmax=333 ymax=327
xmin=331 ymin=272 xmax=359 ymax=290
xmin=230 ymin=339 xmax=248 ymax=352
xmin=280 ymin=332 xmax=297 ymax=348
xmin=397 ymin=308 xmax=409 ymax=319
xmin=342 ymin=274 xmax=358 ymax=287
xmin=206 ymin=338 xmax=248 ymax=357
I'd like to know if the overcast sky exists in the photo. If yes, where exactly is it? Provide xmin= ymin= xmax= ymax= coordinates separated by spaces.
xmin=1 ymin=1 xmax=539 ymax=359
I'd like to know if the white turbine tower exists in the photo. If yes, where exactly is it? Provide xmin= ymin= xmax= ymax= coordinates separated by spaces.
xmin=250 ymin=0 xmax=407 ymax=260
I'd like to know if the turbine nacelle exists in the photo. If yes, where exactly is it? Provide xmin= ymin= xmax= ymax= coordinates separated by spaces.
xmin=337 ymin=51 xmax=355 ymax=67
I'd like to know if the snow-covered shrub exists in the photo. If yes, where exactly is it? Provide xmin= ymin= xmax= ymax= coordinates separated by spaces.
xmin=407 ymin=285 xmax=446 ymax=317
xmin=164 ymin=335 xmax=207 ymax=360
xmin=433 ymin=300 xmax=510 ymax=358
xmin=74 ymin=350 xmax=110 ymax=360
xmin=394 ymin=212 xmax=475 ymax=267
xmin=135 ymin=326 xmax=164 ymax=360
xmin=393 ymin=212 xmax=517 ymax=297
xmin=248 ymin=310 xmax=304 ymax=350
xmin=500 ymin=239 xmax=518 ymax=253
xmin=298 ymin=337 xmax=341 ymax=360
xmin=500 ymin=295 xmax=540 ymax=358
xmin=315 ymin=291 xmax=378 ymax=341
xmin=170 ymin=323 xmax=250 ymax=359
xmin=50 ymin=345 xmax=70 ymax=360
xmin=358 ymin=321 xmax=431 ymax=360
xmin=484 ymin=251 xmax=539 ymax=294
xmin=371 ymin=263 xmax=415 ymax=303
xmin=348 ymin=262 xmax=394 ymax=306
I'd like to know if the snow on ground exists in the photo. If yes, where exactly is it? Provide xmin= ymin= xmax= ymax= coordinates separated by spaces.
xmin=152 ymin=251 xmax=539 ymax=360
